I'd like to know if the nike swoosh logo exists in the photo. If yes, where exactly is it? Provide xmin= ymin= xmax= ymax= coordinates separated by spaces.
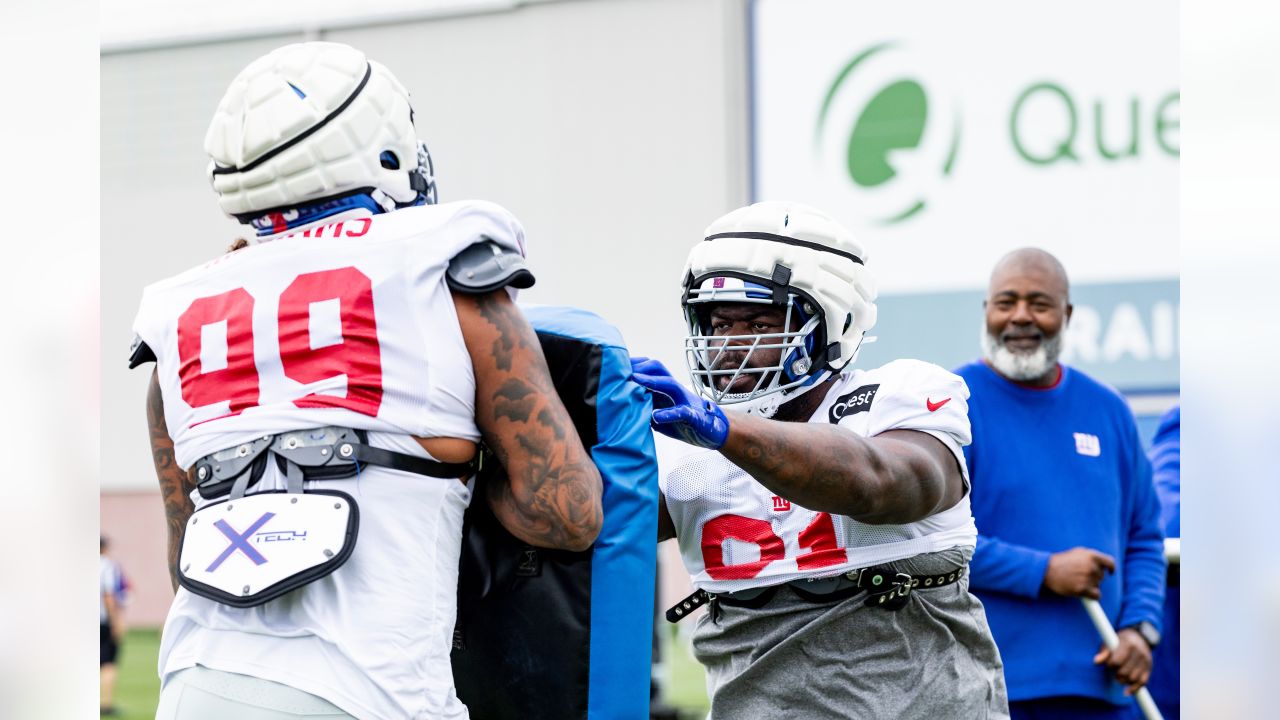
xmin=926 ymin=397 xmax=950 ymax=412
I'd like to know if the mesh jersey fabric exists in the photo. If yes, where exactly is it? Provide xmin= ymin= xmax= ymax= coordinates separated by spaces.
xmin=141 ymin=200 xmax=527 ymax=719
xmin=661 ymin=359 xmax=977 ymax=593
xmin=132 ymin=200 xmax=525 ymax=469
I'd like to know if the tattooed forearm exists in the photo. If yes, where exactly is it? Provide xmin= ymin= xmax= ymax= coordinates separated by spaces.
xmin=721 ymin=416 xmax=959 ymax=525
xmin=478 ymin=294 xmax=521 ymax=373
xmin=453 ymin=289 xmax=603 ymax=551
xmin=492 ymin=379 xmax=537 ymax=423
xmin=536 ymin=408 xmax=565 ymax=440
xmin=147 ymin=370 xmax=195 ymax=591
xmin=485 ymin=426 xmax=598 ymax=550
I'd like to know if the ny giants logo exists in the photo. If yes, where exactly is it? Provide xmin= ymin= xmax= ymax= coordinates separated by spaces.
xmin=828 ymin=384 xmax=880 ymax=424
xmin=1073 ymin=432 xmax=1101 ymax=457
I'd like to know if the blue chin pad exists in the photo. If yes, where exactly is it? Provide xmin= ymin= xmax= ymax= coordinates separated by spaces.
xmin=781 ymin=300 xmax=817 ymax=382
xmin=782 ymin=357 xmax=800 ymax=383
xmin=782 ymin=348 xmax=813 ymax=383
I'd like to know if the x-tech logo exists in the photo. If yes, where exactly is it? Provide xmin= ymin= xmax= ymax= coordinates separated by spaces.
xmin=206 ymin=512 xmax=275 ymax=572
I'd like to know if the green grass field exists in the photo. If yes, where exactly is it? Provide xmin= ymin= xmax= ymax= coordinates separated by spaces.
xmin=111 ymin=626 xmax=709 ymax=719
xmin=110 ymin=628 xmax=162 ymax=719
xmin=661 ymin=623 xmax=711 ymax=717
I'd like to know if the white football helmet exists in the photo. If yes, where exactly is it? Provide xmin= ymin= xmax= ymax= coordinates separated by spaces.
xmin=205 ymin=42 xmax=436 ymax=229
xmin=681 ymin=201 xmax=878 ymax=414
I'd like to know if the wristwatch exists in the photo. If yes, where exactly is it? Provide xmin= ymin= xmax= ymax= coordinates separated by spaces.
xmin=1125 ymin=621 xmax=1161 ymax=648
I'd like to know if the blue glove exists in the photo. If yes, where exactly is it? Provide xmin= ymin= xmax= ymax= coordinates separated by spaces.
xmin=630 ymin=357 xmax=729 ymax=450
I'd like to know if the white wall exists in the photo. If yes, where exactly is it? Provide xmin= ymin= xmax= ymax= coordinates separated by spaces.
xmin=101 ymin=0 xmax=750 ymax=490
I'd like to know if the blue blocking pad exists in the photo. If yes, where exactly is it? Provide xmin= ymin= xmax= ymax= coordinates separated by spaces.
xmin=451 ymin=305 xmax=659 ymax=720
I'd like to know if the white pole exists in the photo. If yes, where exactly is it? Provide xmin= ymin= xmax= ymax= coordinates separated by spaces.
xmin=1080 ymin=598 xmax=1163 ymax=720
xmin=1164 ymin=537 xmax=1179 ymax=564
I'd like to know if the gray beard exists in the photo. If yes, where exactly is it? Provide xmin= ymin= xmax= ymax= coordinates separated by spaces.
xmin=980 ymin=327 xmax=1062 ymax=382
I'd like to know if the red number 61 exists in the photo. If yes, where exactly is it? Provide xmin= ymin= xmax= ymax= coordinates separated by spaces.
xmin=700 ymin=511 xmax=846 ymax=580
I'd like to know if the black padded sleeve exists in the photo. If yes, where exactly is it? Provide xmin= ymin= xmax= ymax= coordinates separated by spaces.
xmin=451 ymin=331 xmax=602 ymax=720
xmin=446 ymin=240 xmax=536 ymax=294
xmin=128 ymin=336 xmax=157 ymax=369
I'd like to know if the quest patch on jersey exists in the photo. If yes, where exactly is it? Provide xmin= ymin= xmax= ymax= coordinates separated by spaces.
xmin=828 ymin=384 xmax=880 ymax=424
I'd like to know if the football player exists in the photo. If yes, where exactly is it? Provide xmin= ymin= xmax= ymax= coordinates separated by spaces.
xmin=634 ymin=201 xmax=1009 ymax=719
xmin=131 ymin=42 xmax=602 ymax=719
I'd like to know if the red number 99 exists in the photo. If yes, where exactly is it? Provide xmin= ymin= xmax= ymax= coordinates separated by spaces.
xmin=175 ymin=267 xmax=383 ymax=425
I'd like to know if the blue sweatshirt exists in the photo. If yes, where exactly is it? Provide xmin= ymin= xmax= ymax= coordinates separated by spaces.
xmin=955 ymin=360 xmax=1166 ymax=705
xmin=1146 ymin=405 xmax=1180 ymax=717
xmin=1150 ymin=406 xmax=1180 ymax=537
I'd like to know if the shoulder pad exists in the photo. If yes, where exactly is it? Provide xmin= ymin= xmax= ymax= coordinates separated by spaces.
xmin=128 ymin=335 xmax=157 ymax=369
xmin=446 ymin=239 xmax=535 ymax=294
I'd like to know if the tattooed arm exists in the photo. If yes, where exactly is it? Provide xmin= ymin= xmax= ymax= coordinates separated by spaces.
xmin=147 ymin=370 xmax=196 ymax=591
xmin=721 ymin=416 xmax=966 ymax=525
xmin=631 ymin=358 xmax=962 ymax=525
xmin=453 ymin=289 xmax=603 ymax=552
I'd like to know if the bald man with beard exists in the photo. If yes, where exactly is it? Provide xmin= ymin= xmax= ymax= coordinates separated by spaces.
xmin=954 ymin=249 xmax=1166 ymax=720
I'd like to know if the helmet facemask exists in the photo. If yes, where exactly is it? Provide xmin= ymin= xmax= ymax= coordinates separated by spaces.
xmin=683 ymin=274 xmax=834 ymax=416
xmin=679 ymin=201 xmax=879 ymax=416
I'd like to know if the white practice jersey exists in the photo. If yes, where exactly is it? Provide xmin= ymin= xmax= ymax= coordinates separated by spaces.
xmin=133 ymin=200 xmax=525 ymax=469
xmin=661 ymin=359 xmax=977 ymax=594
xmin=134 ymin=200 xmax=525 ymax=720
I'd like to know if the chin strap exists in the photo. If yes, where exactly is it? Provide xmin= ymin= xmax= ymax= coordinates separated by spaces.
xmin=738 ymin=369 xmax=833 ymax=418
xmin=742 ymin=392 xmax=782 ymax=418
xmin=750 ymin=332 xmax=874 ymax=415
xmin=718 ymin=330 xmax=864 ymax=418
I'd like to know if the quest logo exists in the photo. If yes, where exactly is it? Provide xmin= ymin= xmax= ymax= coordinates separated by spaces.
xmin=814 ymin=43 xmax=960 ymax=226
xmin=828 ymin=384 xmax=880 ymax=424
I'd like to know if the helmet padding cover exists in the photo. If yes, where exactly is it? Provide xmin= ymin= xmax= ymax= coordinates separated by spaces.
xmin=205 ymin=41 xmax=433 ymax=219
xmin=681 ymin=201 xmax=878 ymax=406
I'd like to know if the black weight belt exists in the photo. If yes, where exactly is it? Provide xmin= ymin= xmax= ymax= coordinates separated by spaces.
xmin=666 ymin=564 xmax=966 ymax=623
xmin=192 ymin=426 xmax=476 ymax=500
